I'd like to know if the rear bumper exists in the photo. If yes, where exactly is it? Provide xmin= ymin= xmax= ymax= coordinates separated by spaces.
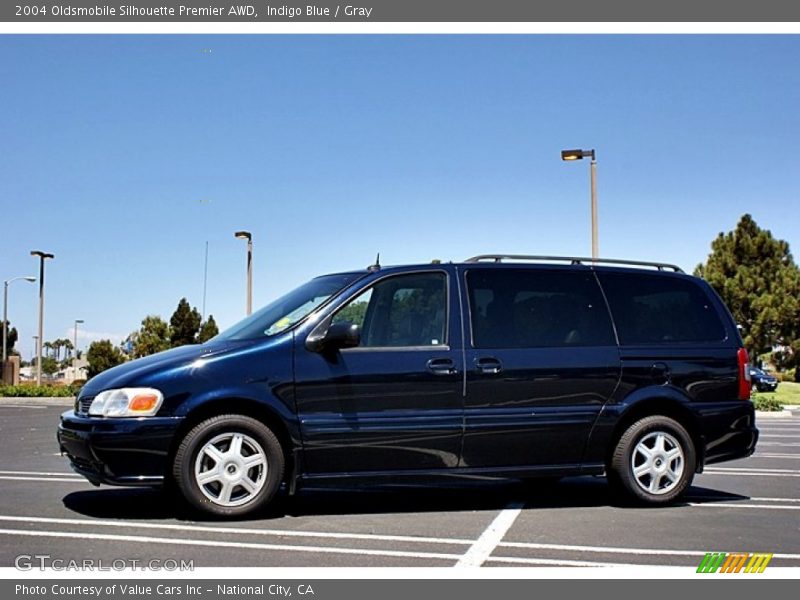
xmin=57 ymin=410 xmax=183 ymax=486
xmin=694 ymin=401 xmax=759 ymax=467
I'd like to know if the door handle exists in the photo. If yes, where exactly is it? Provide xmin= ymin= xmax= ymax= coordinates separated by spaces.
xmin=476 ymin=357 xmax=503 ymax=375
xmin=426 ymin=358 xmax=458 ymax=376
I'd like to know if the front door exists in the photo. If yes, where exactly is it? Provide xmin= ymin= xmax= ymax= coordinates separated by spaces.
xmin=294 ymin=268 xmax=464 ymax=474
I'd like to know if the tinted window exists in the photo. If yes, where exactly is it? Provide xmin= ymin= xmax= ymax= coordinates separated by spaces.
xmin=332 ymin=272 xmax=447 ymax=347
xmin=466 ymin=269 xmax=615 ymax=348
xmin=598 ymin=272 xmax=726 ymax=344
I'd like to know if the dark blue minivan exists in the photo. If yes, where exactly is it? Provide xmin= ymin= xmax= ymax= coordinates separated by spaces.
xmin=58 ymin=255 xmax=759 ymax=517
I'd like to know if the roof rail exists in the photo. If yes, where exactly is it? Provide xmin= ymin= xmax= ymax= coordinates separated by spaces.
xmin=463 ymin=254 xmax=684 ymax=273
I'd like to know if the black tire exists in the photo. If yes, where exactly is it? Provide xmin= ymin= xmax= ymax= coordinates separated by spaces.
xmin=608 ymin=415 xmax=695 ymax=505
xmin=172 ymin=414 xmax=285 ymax=518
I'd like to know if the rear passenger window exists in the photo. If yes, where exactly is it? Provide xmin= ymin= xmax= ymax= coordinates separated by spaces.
xmin=598 ymin=272 xmax=726 ymax=344
xmin=466 ymin=269 xmax=615 ymax=348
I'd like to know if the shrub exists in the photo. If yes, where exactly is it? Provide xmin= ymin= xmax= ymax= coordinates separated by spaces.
xmin=752 ymin=394 xmax=784 ymax=412
xmin=0 ymin=384 xmax=80 ymax=397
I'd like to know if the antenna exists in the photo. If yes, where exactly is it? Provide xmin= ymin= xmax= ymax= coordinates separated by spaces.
xmin=368 ymin=252 xmax=381 ymax=272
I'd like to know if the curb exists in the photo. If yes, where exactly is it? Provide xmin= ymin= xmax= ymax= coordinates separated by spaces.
xmin=0 ymin=396 xmax=75 ymax=406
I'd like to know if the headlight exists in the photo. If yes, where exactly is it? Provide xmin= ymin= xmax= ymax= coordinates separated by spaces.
xmin=88 ymin=388 xmax=164 ymax=417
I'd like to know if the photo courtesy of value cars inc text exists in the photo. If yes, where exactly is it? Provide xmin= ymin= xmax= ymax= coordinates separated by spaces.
xmin=15 ymin=584 xmax=315 ymax=597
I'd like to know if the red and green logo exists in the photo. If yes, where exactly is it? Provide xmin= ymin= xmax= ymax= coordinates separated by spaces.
xmin=697 ymin=552 xmax=773 ymax=573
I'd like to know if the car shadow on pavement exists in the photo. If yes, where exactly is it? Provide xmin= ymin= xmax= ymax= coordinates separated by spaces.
xmin=61 ymin=476 xmax=751 ymax=522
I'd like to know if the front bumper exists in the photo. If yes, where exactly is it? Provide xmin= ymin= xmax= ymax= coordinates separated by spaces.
xmin=57 ymin=410 xmax=183 ymax=486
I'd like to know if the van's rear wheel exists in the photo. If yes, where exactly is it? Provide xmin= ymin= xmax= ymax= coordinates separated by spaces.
xmin=609 ymin=415 xmax=695 ymax=505
xmin=173 ymin=414 xmax=284 ymax=517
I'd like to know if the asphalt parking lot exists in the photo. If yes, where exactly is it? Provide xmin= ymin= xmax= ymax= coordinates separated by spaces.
xmin=0 ymin=401 xmax=798 ymax=569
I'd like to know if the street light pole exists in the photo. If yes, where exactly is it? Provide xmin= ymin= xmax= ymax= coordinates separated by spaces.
xmin=590 ymin=154 xmax=598 ymax=260
xmin=73 ymin=319 xmax=84 ymax=379
xmin=30 ymin=251 xmax=55 ymax=385
xmin=2 ymin=276 xmax=36 ymax=367
xmin=561 ymin=148 xmax=599 ymax=260
xmin=234 ymin=231 xmax=253 ymax=316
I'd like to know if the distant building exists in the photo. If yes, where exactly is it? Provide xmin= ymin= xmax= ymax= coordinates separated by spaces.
xmin=57 ymin=359 xmax=88 ymax=384
xmin=19 ymin=359 xmax=88 ymax=384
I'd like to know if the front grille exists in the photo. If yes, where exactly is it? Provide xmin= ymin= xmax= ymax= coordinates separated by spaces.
xmin=76 ymin=396 xmax=94 ymax=415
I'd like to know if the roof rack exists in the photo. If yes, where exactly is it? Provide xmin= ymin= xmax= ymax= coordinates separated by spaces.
xmin=463 ymin=254 xmax=684 ymax=273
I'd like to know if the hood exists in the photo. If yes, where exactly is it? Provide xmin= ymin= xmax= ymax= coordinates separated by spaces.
xmin=79 ymin=340 xmax=246 ymax=397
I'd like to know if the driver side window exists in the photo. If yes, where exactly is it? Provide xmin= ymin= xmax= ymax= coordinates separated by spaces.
xmin=331 ymin=272 xmax=447 ymax=348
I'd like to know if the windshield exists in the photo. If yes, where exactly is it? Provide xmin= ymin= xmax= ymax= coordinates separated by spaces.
xmin=213 ymin=272 xmax=364 ymax=341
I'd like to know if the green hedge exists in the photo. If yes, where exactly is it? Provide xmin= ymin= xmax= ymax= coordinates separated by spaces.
xmin=752 ymin=394 xmax=784 ymax=412
xmin=0 ymin=384 xmax=81 ymax=397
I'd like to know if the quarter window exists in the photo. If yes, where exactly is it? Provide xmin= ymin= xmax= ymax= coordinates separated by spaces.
xmin=598 ymin=272 xmax=726 ymax=344
xmin=332 ymin=272 xmax=447 ymax=348
xmin=466 ymin=269 xmax=615 ymax=348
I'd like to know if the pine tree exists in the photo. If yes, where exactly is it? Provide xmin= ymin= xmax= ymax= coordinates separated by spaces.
xmin=695 ymin=214 xmax=800 ymax=374
xmin=131 ymin=315 xmax=172 ymax=357
xmin=169 ymin=298 xmax=202 ymax=347
xmin=197 ymin=315 xmax=219 ymax=343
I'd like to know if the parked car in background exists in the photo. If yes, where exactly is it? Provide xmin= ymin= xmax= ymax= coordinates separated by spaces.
xmin=749 ymin=367 xmax=779 ymax=392
xmin=58 ymin=254 xmax=759 ymax=517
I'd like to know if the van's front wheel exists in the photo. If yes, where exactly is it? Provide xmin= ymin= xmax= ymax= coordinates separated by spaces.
xmin=172 ymin=415 xmax=284 ymax=517
xmin=609 ymin=415 xmax=695 ymax=505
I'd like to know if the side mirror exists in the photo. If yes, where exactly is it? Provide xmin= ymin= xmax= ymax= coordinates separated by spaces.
xmin=325 ymin=321 xmax=361 ymax=349
xmin=306 ymin=320 xmax=361 ymax=353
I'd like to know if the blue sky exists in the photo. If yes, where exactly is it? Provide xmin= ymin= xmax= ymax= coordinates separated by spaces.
xmin=2 ymin=35 xmax=799 ymax=359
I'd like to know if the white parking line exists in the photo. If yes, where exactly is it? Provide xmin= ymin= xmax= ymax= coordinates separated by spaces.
xmin=0 ymin=470 xmax=78 ymax=477
xmin=752 ymin=453 xmax=800 ymax=458
xmin=497 ymin=541 xmax=800 ymax=560
xmin=760 ymin=434 xmax=800 ymax=438
xmin=702 ymin=470 xmax=800 ymax=478
xmin=0 ymin=476 xmax=87 ymax=483
xmin=0 ymin=528 xmax=462 ymax=563
xmin=689 ymin=503 xmax=800 ymax=510
xmin=705 ymin=467 xmax=800 ymax=473
xmin=455 ymin=502 xmax=524 ymax=568
xmin=0 ymin=515 xmax=473 ymax=546
xmin=759 ymin=442 xmax=800 ymax=447
xmin=489 ymin=556 xmax=624 ymax=567
xmin=687 ymin=496 xmax=800 ymax=503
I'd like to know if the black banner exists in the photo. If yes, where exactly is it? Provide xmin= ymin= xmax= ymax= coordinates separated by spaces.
xmin=4 ymin=0 xmax=800 ymax=22
xmin=4 ymin=579 xmax=795 ymax=600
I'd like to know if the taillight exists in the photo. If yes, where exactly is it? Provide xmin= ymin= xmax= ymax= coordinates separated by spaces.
xmin=737 ymin=347 xmax=751 ymax=400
